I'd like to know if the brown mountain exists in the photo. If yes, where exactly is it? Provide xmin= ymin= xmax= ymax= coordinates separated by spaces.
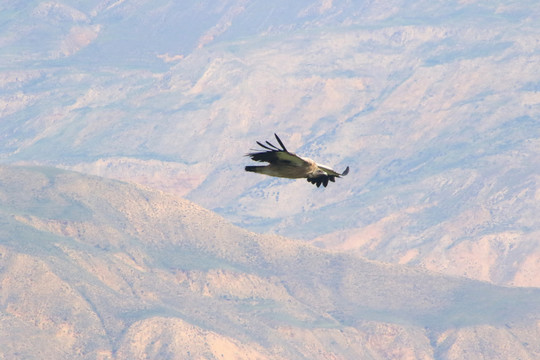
xmin=1 ymin=165 xmax=539 ymax=359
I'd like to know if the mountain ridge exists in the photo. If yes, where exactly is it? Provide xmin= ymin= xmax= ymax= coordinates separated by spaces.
xmin=1 ymin=164 xmax=539 ymax=359
xmin=2 ymin=0 xmax=539 ymax=288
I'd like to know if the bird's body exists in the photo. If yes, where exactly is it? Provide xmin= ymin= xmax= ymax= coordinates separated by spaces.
xmin=245 ymin=134 xmax=349 ymax=188
xmin=246 ymin=155 xmax=317 ymax=179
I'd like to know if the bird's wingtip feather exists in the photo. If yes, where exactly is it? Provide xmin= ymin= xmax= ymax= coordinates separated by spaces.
xmin=274 ymin=133 xmax=288 ymax=152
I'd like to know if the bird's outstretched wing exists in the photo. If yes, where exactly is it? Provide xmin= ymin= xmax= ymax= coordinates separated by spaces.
xmin=307 ymin=166 xmax=350 ymax=188
xmin=247 ymin=133 xmax=308 ymax=167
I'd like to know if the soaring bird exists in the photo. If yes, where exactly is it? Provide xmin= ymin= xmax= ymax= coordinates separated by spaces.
xmin=245 ymin=133 xmax=349 ymax=188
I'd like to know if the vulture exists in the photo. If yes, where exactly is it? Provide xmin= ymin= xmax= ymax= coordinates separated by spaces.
xmin=245 ymin=133 xmax=349 ymax=188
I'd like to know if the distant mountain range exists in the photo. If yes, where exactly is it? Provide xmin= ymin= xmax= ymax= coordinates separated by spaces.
xmin=1 ymin=165 xmax=539 ymax=359
xmin=2 ymin=0 xmax=539 ymax=289
xmin=1 ymin=1 xmax=540 ymax=357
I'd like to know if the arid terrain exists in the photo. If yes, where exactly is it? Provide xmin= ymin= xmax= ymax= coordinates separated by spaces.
xmin=1 ymin=0 xmax=539 ymax=358
xmin=1 ymin=165 xmax=539 ymax=359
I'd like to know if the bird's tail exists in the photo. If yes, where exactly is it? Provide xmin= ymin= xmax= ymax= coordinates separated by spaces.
xmin=245 ymin=166 xmax=265 ymax=173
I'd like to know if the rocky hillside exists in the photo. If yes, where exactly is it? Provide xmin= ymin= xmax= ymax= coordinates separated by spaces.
xmin=1 ymin=165 xmax=539 ymax=359
xmin=2 ymin=0 xmax=539 ymax=288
